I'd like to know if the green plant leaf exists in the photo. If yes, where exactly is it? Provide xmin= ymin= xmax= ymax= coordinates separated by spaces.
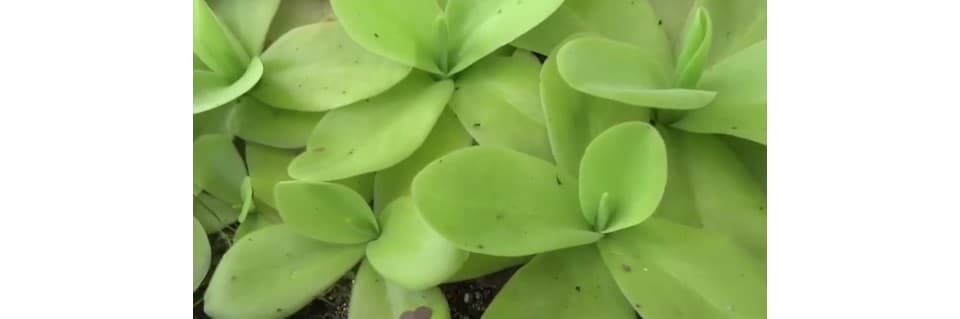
xmin=449 ymin=49 xmax=552 ymax=161
xmin=194 ymin=103 xmax=236 ymax=138
xmin=698 ymin=0 xmax=766 ymax=65
xmin=484 ymin=245 xmax=635 ymax=319
xmin=721 ymin=135 xmax=766 ymax=191
xmin=540 ymin=51 xmax=651 ymax=178
xmin=234 ymin=211 xmax=280 ymax=241
xmin=204 ymin=225 xmax=365 ymax=318
xmin=674 ymin=7 xmax=713 ymax=88
xmin=193 ymin=0 xmax=249 ymax=78
xmin=265 ymin=0 xmax=336 ymax=48
xmin=579 ymin=122 xmax=667 ymax=233
xmin=513 ymin=0 xmax=673 ymax=61
xmin=333 ymin=173 xmax=375 ymax=204
xmin=206 ymin=0 xmax=281 ymax=56
xmin=193 ymin=217 xmax=211 ymax=291
xmin=556 ymin=36 xmax=716 ymax=110
xmin=349 ymin=260 xmax=451 ymax=319
xmin=289 ymin=73 xmax=454 ymax=181
xmin=673 ymin=40 xmax=766 ymax=144
xmin=656 ymin=128 xmax=766 ymax=256
xmin=413 ymin=147 xmax=600 ymax=257
xmin=373 ymin=109 xmax=472 ymax=213
xmin=274 ymin=181 xmax=379 ymax=244
xmin=230 ymin=96 xmax=324 ymax=149
xmin=194 ymin=193 xmax=239 ymax=234
xmin=193 ymin=57 xmax=264 ymax=114
xmin=366 ymin=197 xmax=469 ymax=290
xmin=443 ymin=0 xmax=564 ymax=74
xmin=238 ymin=176 xmax=254 ymax=223
xmin=193 ymin=134 xmax=247 ymax=204
xmin=648 ymin=0 xmax=696 ymax=51
xmin=330 ymin=0 xmax=443 ymax=74
xmin=252 ymin=22 xmax=412 ymax=112
xmin=445 ymin=253 xmax=530 ymax=283
xmin=597 ymin=217 xmax=766 ymax=319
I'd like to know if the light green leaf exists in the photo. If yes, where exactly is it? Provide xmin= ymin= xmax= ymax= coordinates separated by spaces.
xmin=265 ymin=0 xmax=336 ymax=48
xmin=674 ymin=7 xmax=713 ymax=88
xmin=450 ymin=49 xmax=552 ymax=161
xmin=330 ymin=0 xmax=443 ymax=74
xmin=234 ymin=211 xmax=280 ymax=241
xmin=367 ymin=197 xmax=469 ymax=290
xmin=445 ymin=253 xmax=529 ymax=283
xmin=349 ymin=261 xmax=451 ymax=319
xmin=698 ymin=0 xmax=766 ymax=65
xmin=597 ymin=218 xmax=766 ymax=319
xmin=444 ymin=0 xmax=564 ymax=74
xmin=484 ymin=245 xmax=635 ymax=319
xmin=334 ymin=173 xmax=375 ymax=204
xmin=579 ymin=122 xmax=667 ymax=233
xmin=193 ymin=57 xmax=264 ymax=114
xmin=194 ymin=102 xmax=236 ymax=138
xmin=673 ymin=40 xmax=766 ymax=144
xmin=721 ymin=135 xmax=766 ymax=191
xmin=207 ymin=0 xmax=281 ymax=55
xmin=252 ymin=22 xmax=412 ymax=112
xmin=513 ymin=0 xmax=673 ymax=61
xmin=238 ymin=176 xmax=254 ymax=223
xmin=204 ymin=225 xmax=365 ymax=318
xmin=289 ymin=73 xmax=453 ymax=181
xmin=656 ymin=128 xmax=766 ymax=256
xmin=274 ymin=181 xmax=379 ymax=244
xmin=193 ymin=134 xmax=246 ymax=204
xmin=194 ymin=193 xmax=239 ymax=234
xmin=648 ymin=0 xmax=696 ymax=52
xmin=556 ymin=36 xmax=716 ymax=110
xmin=231 ymin=96 xmax=324 ymax=149
xmin=540 ymin=51 xmax=651 ymax=178
xmin=373 ymin=109 xmax=472 ymax=213
xmin=193 ymin=0 xmax=248 ymax=78
xmin=193 ymin=218 xmax=211 ymax=291
xmin=413 ymin=147 xmax=600 ymax=257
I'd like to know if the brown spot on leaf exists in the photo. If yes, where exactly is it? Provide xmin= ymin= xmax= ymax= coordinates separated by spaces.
xmin=312 ymin=147 xmax=327 ymax=153
xmin=622 ymin=264 xmax=632 ymax=272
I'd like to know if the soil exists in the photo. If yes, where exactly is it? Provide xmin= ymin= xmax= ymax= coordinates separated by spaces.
xmin=193 ymin=225 xmax=517 ymax=319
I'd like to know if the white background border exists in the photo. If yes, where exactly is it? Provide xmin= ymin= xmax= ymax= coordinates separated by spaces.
xmin=1 ymin=0 xmax=958 ymax=318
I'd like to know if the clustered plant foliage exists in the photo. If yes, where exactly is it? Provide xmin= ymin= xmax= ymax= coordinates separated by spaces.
xmin=193 ymin=0 xmax=766 ymax=318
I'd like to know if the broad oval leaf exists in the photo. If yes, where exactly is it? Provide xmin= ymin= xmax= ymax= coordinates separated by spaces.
xmin=541 ymin=50 xmax=651 ymax=178
xmin=207 ymin=0 xmax=281 ymax=56
xmin=233 ymin=211 xmax=281 ymax=242
xmin=204 ymin=225 xmax=365 ymax=319
xmin=366 ymin=197 xmax=469 ymax=290
xmin=699 ymin=0 xmax=766 ymax=65
xmin=373 ymin=109 xmax=472 ymax=213
xmin=194 ymin=102 xmax=236 ymax=138
xmin=444 ymin=0 xmax=564 ymax=74
xmin=349 ymin=260 xmax=451 ymax=319
xmin=412 ymin=147 xmax=601 ymax=257
xmin=193 ymin=134 xmax=247 ymax=204
xmin=445 ymin=253 xmax=530 ymax=283
xmin=331 ymin=0 xmax=443 ymax=74
xmin=721 ymin=136 xmax=766 ymax=190
xmin=193 ymin=0 xmax=248 ymax=78
xmin=449 ymin=49 xmax=552 ymax=161
xmin=231 ymin=96 xmax=324 ymax=149
xmin=655 ymin=128 xmax=766 ymax=257
xmin=484 ymin=245 xmax=635 ymax=319
xmin=274 ymin=181 xmax=379 ymax=244
xmin=556 ymin=36 xmax=716 ymax=110
xmin=193 ymin=57 xmax=264 ymax=114
xmin=193 ymin=218 xmax=211 ymax=291
xmin=513 ymin=0 xmax=673 ymax=61
xmin=673 ymin=40 xmax=766 ymax=144
xmin=579 ymin=122 xmax=667 ymax=233
xmin=674 ymin=7 xmax=713 ymax=88
xmin=288 ymin=73 xmax=454 ymax=181
xmin=597 ymin=217 xmax=766 ymax=319
xmin=648 ymin=0 xmax=696 ymax=52
xmin=265 ymin=0 xmax=336 ymax=48
xmin=252 ymin=22 xmax=412 ymax=112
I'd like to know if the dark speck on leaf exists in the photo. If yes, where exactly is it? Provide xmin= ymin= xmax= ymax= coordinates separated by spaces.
xmin=477 ymin=244 xmax=484 ymax=249
xmin=342 ymin=90 xmax=348 ymax=95
xmin=497 ymin=9 xmax=502 ymax=14
xmin=297 ymin=83 xmax=302 ymax=88
xmin=348 ymin=149 xmax=355 ymax=155
xmin=635 ymin=304 xmax=642 ymax=309
xmin=374 ymin=33 xmax=380 ymax=38
xmin=658 ymin=19 xmax=663 ymax=25
xmin=473 ymin=123 xmax=481 ymax=128
xmin=555 ymin=175 xmax=563 ymax=185
xmin=574 ymin=286 xmax=581 ymax=292
xmin=312 ymin=147 xmax=327 ymax=153
xmin=471 ymin=139 xmax=479 ymax=146
xmin=338 ymin=43 xmax=343 ymax=49
xmin=496 ymin=213 xmax=504 ymax=220
xmin=731 ymin=126 xmax=739 ymax=130
xmin=622 ymin=264 xmax=632 ymax=272
xmin=276 ymin=308 xmax=283 ymax=313
xmin=230 ymin=275 xmax=237 ymax=281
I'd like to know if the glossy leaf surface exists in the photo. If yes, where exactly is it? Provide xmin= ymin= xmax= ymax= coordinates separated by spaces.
xmin=349 ymin=261 xmax=451 ymax=319
xmin=674 ymin=7 xmax=713 ymax=88
xmin=445 ymin=253 xmax=530 ymax=283
xmin=265 ymin=0 xmax=336 ymax=47
xmin=231 ymin=96 xmax=324 ymax=149
xmin=289 ymin=73 xmax=453 ymax=181
xmin=597 ymin=218 xmax=766 ymax=319
xmin=252 ymin=22 xmax=411 ymax=112
xmin=246 ymin=143 xmax=374 ymax=209
xmin=193 ymin=0 xmax=248 ymax=78
xmin=204 ymin=225 xmax=365 ymax=318
xmin=579 ymin=122 xmax=667 ymax=233
xmin=366 ymin=197 xmax=469 ymax=290
xmin=193 ymin=57 xmax=263 ymax=114
xmin=193 ymin=134 xmax=246 ymax=204
xmin=193 ymin=218 xmax=211 ymax=291
xmin=207 ymin=0 xmax=281 ymax=55
xmin=413 ymin=147 xmax=600 ymax=257
xmin=274 ymin=181 xmax=379 ymax=244
xmin=330 ymin=0 xmax=443 ymax=73
xmin=484 ymin=245 xmax=635 ymax=319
